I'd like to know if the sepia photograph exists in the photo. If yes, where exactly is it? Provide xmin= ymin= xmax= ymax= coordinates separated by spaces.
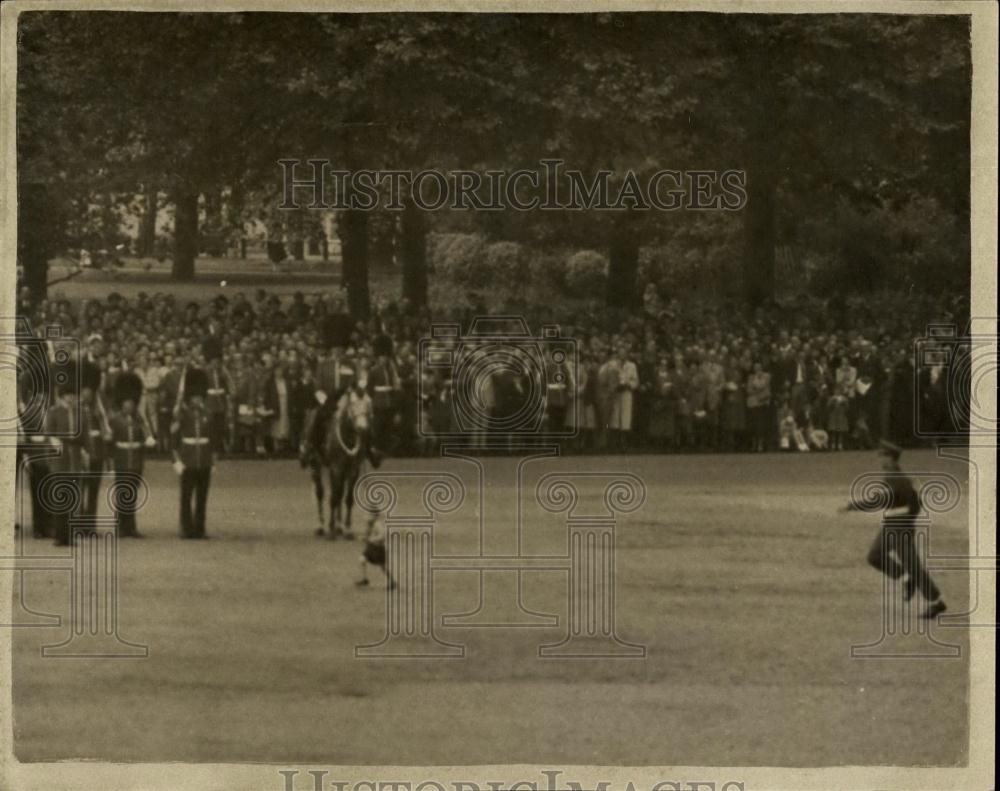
xmin=1 ymin=2 xmax=995 ymax=790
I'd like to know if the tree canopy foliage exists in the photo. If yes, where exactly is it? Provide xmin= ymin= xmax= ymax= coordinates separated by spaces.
xmin=17 ymin=11 xmax=971 ymax=311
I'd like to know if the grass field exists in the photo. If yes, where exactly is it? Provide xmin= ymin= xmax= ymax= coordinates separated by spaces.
xmin=10 ymin=450 xmax=971 ymax=766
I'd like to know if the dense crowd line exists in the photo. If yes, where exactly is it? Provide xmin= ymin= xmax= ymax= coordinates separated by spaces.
xmin=17 ymin=283 xmax=970 ymax=457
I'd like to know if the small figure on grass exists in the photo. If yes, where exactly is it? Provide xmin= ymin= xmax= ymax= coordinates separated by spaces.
xmin=355 ymin=509 xmax=396 ymax=590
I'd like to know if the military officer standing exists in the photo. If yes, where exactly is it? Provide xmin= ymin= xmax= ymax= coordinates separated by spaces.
xmin=46 ymin=358 xmax=87 ymax=547
xmin=171 ymin=367 xmax=214 ymax=539
xmin=544 ymin=345 xmax=574 ymax=436
xmin=20 ymin=405 xmax=53 ymax=539
xmin=368 ymin=333 xmax=401 ymax=456
xmin=79 ymin=360 xmax=110 ymax=524
xmin=16 ymin=325 xmax=54 ymax=539
xmin=203 ymin=335 xmax=233 ymax=455
xmin=109 ymin=371 xmax=148 ymax=538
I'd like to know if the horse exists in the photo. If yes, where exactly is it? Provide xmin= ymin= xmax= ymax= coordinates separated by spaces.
xmin=300 ymin=393 xmax=373 ymax=539
xmin=322 ymin=397 xmax=372 ymax=538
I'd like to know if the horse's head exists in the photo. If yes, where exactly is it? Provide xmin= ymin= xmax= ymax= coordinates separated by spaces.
xmin=347 ymin=408 xmax=370 ymax=438
xmin=337 ymin=399 xmax=371 ymax=448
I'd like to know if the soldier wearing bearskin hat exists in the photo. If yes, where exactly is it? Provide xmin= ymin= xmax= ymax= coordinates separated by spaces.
xmin=79 ymin=359 xmax=111 ymax=523
xmin=45 ymin=354 xmax=87 ymax=546
xmin=368 ymin=333 xmax=401 ymax=456
xmin=202 ymin=334 xmax=233 ymax=455
xmin=108 ymin=371 xmax=147 ymax=538
xmin=313 ymin=313 xmax=356 ymax=404
xmin=170 ymin=366 xmax=214 ymax=539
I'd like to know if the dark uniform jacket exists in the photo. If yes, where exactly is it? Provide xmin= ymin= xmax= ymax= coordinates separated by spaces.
xmin=19 ymin=398 xmax=52 ymax=461
xmin=109 ymin=413 xmax=147 ymax=473
xmin=205 ymin=366 xmax=233 ymax=417
xmin=315 ymin=355 xmax=356 ymax=403
xmin=855 ymin=473 xmax=920 ymax=525
xmin=80 ymin=400 xmax=108 ymax=463
xmin=368 ymin=358 xmax=401 ymax=412
xmin=45 ymin=400 xmax=87 ymax=473
xmin=171 ymin=404 xmax=213 ymax=469
xmin=545 ymin=360 xmax=571 ymax=409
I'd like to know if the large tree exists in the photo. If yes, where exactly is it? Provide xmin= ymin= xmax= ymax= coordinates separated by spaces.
xmin=17 ymin=11 xmax=970 ymax=309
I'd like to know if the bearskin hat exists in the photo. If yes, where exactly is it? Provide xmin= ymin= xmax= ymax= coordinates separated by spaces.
xmin=183 ymin=367 xmax=209 ymax=401
xmin=113 ymin=371 xmax=144 ymax=408
xmin=80 ymin=359 xmax=102 ymax=393
xmin=373 ymin=334 xmax=394 ymax=358
xmin=321 ymin=313 xmax=354 ymax=350
xmin=202 ymin=334 xmax=224 ymax=362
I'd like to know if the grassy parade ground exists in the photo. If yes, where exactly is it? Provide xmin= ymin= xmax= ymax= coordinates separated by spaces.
xmin=11 ymin=450 xmax=971 ymax=766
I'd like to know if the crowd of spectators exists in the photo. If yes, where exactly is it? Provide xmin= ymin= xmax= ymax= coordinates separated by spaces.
xmin=17 ymin=282 xmax=970 ymax=458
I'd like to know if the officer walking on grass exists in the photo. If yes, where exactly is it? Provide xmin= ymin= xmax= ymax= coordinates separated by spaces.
xmin=171 ymin=367 xmax=214 ymax=539
xmin=842 ymin=439 xmax=947 ymax=619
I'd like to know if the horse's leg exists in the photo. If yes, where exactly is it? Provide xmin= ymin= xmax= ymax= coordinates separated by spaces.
xmin=342 ymin=466 xmax=357 ymax=537
xmin=311 ymin=461 xmax=325 ymax=534
xmin=329 ymin=462 xmax=345 ymax=537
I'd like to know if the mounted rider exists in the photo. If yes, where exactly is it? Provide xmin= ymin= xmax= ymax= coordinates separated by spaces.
xmin=301 ymin=313 xmax=356 ymax=536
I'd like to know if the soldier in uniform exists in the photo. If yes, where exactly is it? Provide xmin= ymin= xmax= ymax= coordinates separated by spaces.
xmin=544 ymin=345 xmax=573 ymax=436
xmin=20 ymin=405 xmax=54 ymax=539
xmin=109 ymin=371 xmax=148 ymax=538
xmin=171 ymin=367 xmax=214 ymax=539
xmin=15 ymin=323 xmax=54 ymax=539
xmin=46 ymin=358 xmax=87 ymax=547
xmin=79 ymin=360 xmax=110 ymax=524
xmin=313 ymin=313 xmax=356 ymax=406
xmin=368 ymin=333 xmax=400 ymax=456
xmin=842 ymin=440 xmax=947 ymax=619
xmin=203 ymin=335 xmax=233 ymax=456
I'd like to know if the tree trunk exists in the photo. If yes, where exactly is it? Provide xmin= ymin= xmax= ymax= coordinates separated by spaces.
xmin=290 ymin=208 xmax=305 ymax=261
xmin=370 ymin=211 xmax=395 ymax=270
xmin=742 ymin=157 xmax=776 ymax=307
xmin=172 ymin=190 xmax=199 ymax=281
xmin=202 ymin=187 xmax=224 ymax=256
xmin=338 ymin=208 xmax=370 ymax=318
xmin=740 ymin=41 xmax=779 ymax=308
xmin=18 ymin=182 xmax=58 ymax=301
xmin=138 ymin=183 xmax=157 ymax=257
xmin=100 ymin=192 xmax=117 ymax=251
xmin=606 ymin=213 xmax=640 ymax=310
xmin=204 ymin=188 xmax=222 ymax=232
xmin=400 ymin=199 xmax=428 ymax=310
